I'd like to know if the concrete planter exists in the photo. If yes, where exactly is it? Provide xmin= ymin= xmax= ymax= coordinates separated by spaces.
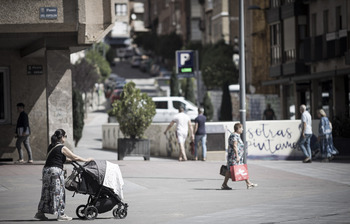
xmin=117 ymin=138 xmax=150 ymax=160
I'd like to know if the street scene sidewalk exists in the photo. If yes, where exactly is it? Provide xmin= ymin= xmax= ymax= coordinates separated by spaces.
xmin=1 ymin=110 xmax=350 ymax=223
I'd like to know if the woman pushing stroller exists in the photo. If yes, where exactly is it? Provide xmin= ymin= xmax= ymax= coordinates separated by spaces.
xmin=34 ymin=129 xmax=93 ymax=221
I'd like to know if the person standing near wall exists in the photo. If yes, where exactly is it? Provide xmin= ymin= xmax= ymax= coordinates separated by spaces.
xmin=262 ymin=104 xmax=276 ymax=120
xmin=194 ymin=108 xmax=207 ymax=161
xmin=298 ymin=104 xmax=313 ymax=163
xmin=15 ymin=103 xmax=33 ymax=163
xmin=164 ymin=106 xmax=194 ymax=161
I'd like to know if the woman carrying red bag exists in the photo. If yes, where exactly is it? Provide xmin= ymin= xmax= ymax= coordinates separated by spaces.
xmin=221 ymin=123 xmax=258 ymax=190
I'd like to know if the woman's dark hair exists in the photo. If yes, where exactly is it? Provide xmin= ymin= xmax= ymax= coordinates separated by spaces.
xmin=50 ymin=129 xmax=66 ymax=145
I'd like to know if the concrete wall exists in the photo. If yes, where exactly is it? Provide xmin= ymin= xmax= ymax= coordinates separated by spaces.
xmin=0 ymin=51 xmax=48 ymax=160
xmin=46 ymin=50 xmax=74 ymax=151
xmin=102 ymin=120 xmax=320 ymax=160
xmin=0 ymin=0 xmax=117 ymax=161
xmin=0 ymin=50 xmax=74 ymax=161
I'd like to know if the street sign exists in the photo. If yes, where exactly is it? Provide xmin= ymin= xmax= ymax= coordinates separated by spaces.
xmin=27 ymin=65 xmax=43 ymax=75
xmin=40 ymin=7 xmax=58 ymax=20
xmin=176 ymin=50 xmax=195 ymax=77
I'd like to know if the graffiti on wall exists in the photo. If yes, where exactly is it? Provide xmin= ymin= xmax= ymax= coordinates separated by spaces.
xmin=243 ymin=121 xmax=302 ymax=158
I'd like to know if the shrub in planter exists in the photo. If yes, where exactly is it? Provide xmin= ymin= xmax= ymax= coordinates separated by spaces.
xmin=111 ymin=81 xmax=156 ymax=139
xmin=110 ymin=82 xmax=156 ymax=160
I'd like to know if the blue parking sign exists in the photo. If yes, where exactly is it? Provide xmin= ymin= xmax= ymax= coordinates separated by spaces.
xmin=176 ymin=50 xmax=195 ymax=76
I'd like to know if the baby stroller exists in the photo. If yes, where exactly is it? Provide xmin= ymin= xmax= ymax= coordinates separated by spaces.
xmin=65 ymin=160 xmax=128 ymax=220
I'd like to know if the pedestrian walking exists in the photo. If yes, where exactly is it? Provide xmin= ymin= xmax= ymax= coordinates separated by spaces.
xmin=194 ymin=108 xmax=207 ymax=161
xmin=164 ymin=106 xmax=194 ymax=161
xmin=317 ymin=109 xmax=338 ymax=162
xmin=298 ymin=104 xmax=313 ymax=163
xmin=15 ymin=103 xmax=33 ymax=163
xmin=34 ymin=129 xmax=93 ymax=221
xmin=221 ymin=123 xmax=258 ymax=190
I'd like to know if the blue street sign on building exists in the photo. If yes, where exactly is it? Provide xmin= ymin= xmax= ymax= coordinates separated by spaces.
xmin=176 ymin=50 xmax=195 ymax=77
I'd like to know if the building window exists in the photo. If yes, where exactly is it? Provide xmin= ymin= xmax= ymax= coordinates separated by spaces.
xmin=336 ymin=6 xmax=342 ymax=30
xmin=270 ymin=23 xmax=282 ymax=65
xmin=311 ymin=13 xmax=316 ymax=37
xmin=323 ymin=10 xmax=328 ymax=33
xmin=270 ymin=0 xmax=280 ymax=8
xmin=0 ymin=68 xmax=10 ymax=124
xmin=115 ymin=3 xmax=127 ymax=16
xmin=206 ymin=0 xmax=213 ymax=10
xmin=285 ymin=49 xmax=296 ymax=62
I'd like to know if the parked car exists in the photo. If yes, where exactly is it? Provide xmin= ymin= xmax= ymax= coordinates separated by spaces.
xmin=140 ymin=58 xmax=152 ymax=73
xmin=130 ymin=56 xmax=142 ymax=67
xmin=151 ymin=97 xmax=198 ymax=122
xmin=109 ymin=87 xmax=123 ymax=105
xmin=104 ymin=73 xmax=126 ymax=98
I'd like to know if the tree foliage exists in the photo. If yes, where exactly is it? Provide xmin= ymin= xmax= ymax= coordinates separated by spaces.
xmin=170 ymin=71 xmax=180 ymax=96
xmin=111 ymin=82 xmax=156 ymax=139
xmin=71 ymin=58 xmax=100 ymax=93
xmin=203 ymin=92 xmax=214 ymax=121
xmin=201 ymin=40 xmax=238 ymax=89
xmin=134 ymin=32 xmax=158 ymax=52
xmin=184 ymin=78 xmax=196 ymax=104
xmin=157 ymin=32 xmax=183 ymax=60
xmin=85 ymin=46 xmax=111 ymax=82
xmin=72 ymin=88 xmax=84 ymax=147
xmin=220 ymin=82 xmax=232 ymax=121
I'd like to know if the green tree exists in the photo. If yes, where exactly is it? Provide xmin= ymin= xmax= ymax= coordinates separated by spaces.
xmin=220 ymin=82 xmax=232 ymax=121
xmin=111 ymin=82 xmax=156 ymax=139
xmin=170 ymin=71 xmax=180 ymax=96
xmin=201 ymin=40 xmax=238 ymax=89
xmin=134 ymin=32 xmax=158 ymax=52
xmin=106 ymin=46 xmax=116 ymax=66
xmin=203 ymin=92 xmax=214 ymax=121
xmin=85 ymin=47 xmax=111 ymax=82
xmin=72 ymin=88 xmax=85 ymax=147
xmin=157 ymin=32 xmax=183 ymax=60
xmin=184 ymin=78 xmax=196 ymax=104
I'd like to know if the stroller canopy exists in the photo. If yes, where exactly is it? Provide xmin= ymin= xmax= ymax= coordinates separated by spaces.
xmin=83 ymin=160 xmax=124 ymax=199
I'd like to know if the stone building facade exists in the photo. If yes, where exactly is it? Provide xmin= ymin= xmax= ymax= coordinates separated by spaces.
xmin=0 ymin=0 xmax=117 ymax=161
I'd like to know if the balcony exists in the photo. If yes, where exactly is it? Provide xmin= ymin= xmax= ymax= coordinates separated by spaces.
xmin=282 ymin=62 xmax=308 ymax=76
xmin=281 ymin=1 xmax=308 ymax=19
xmin=267 ymin=7 xmax=280 ymax=23
xmin=269 ymin=65 xmax=282 ymax=77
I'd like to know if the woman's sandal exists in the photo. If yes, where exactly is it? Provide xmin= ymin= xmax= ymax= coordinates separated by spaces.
xmin=247 ymin=183 xmax=258 ymax=189
xmin=221 ymin=184 xmax=232 ymax=190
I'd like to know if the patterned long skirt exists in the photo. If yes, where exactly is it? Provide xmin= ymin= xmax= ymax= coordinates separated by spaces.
xmin=319 ymin=134 xmax=339 ymax=159
xmin=37 ymin=167 xmax=66 ymax=215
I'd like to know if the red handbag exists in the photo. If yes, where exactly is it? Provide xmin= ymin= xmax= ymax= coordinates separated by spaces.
xmin=230 ymin=164 xmax=249 ymax=181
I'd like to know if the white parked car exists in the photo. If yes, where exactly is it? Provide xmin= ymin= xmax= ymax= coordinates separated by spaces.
xmin=152 ymin=97 xmax=198 ymax=122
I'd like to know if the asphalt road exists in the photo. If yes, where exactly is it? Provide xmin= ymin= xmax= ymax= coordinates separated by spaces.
xmin=112 ymin=60 xmax=152 ymax=79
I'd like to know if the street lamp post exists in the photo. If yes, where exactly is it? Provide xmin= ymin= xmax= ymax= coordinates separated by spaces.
xmin=239 ymin=0 xmax=247 ymax=164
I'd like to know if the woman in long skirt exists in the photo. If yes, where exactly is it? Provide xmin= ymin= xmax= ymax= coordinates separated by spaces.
xmin=317 ymin=109 xmax=338 ymax=162
xmin=34 ymin=129 xmax=93 ymax=221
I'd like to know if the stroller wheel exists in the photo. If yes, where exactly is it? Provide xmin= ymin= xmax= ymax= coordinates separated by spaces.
xmin=112 ymin=208 xmax=119 ymax=218
xmin=118 ymin=209 xmax=128 ymax=219
xmin=84 ymin=206 xmax=98 ymax=220
xmin=76 ymin=204 xmax=86 ymax=219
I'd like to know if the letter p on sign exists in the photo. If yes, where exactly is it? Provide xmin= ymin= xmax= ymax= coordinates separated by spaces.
xmin=180 ymin=53 xmax=190 ymax=66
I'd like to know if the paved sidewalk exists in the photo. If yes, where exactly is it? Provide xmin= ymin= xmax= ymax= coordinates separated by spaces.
xmin=0 ymin=111 xmax=349 ymax=224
